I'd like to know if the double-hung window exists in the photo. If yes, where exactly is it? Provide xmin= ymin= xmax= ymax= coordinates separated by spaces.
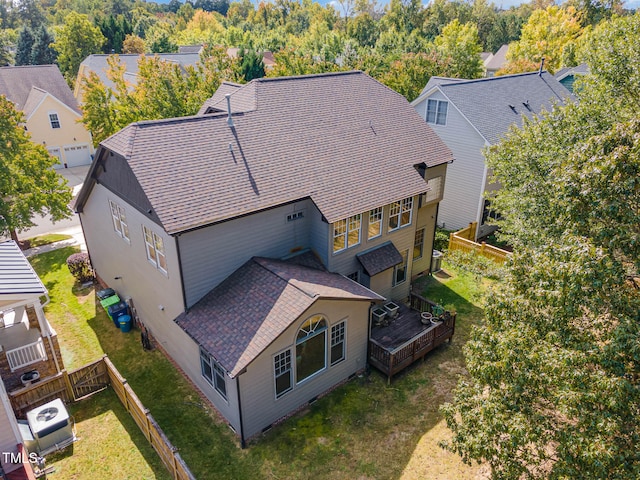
xmin=426 ymin=99 xmax=448 ymax=125
xmin=143 ymin=226 xmax=167 ymax=274
xmin=330 ymin=322 xmax=346 ymax=366
xmin=200 ymin=347 xmax=227 ymax=400
xmin=48 ymin=112 xmax=61 ymax=129
xmin=368 ymin=207 xmax=382 ymax=239
xmin=274 ymin=350 xmax=292 ymax=398
xmin=388 ymin=197 xmax=413 ymax=232
xmin=333 ymin=214 xmax=362 ymax=253
xmin=109 ymin=200 xmax=129 ymax=242
xmin=414 ymin=228 xmax=425 ymax=260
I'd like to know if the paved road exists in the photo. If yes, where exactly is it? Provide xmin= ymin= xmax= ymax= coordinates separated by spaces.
xmin=9 ymin=166 xmax=90 ymax=251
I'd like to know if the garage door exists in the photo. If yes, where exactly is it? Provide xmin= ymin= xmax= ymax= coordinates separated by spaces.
xmin=47 ymin=147 xmax=64 ymax=170
xmin=63 ymin=144 xmax=92 ymax=168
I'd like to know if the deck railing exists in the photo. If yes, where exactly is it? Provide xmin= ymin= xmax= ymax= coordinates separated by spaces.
xmin=369 ymin=293 xmax=456 ymax=382
xmin=6 ymin=337 xmax=47 ymax=371
xmin=448 ymin=222 xmax=511 ymax=263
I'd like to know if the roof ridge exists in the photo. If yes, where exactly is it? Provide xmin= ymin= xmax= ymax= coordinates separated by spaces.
xmin=253 ymin=70 xmax=361 ymax=83
xmin=253 ymin=257 xmax=317 ymax=299
xmin=441 ymin=71 xmax=549 ymax=88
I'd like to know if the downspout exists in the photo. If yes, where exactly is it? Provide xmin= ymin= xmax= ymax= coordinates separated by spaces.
xmin=236 ymin=374 xmax=246 ymax=448
xmin=429 ymin=203 xmax=440 ymax=274
xmin=174 ymin=235 xmax=188 ymax=313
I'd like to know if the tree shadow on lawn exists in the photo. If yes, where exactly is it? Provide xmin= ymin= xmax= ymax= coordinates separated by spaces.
xmin=251 ymin=270 xmax=486 ymax=480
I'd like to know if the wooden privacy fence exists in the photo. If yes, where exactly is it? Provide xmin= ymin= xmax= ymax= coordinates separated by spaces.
xmin=448 ymin=222 xmax=511 ymax=263
xmin=104 ymin=357 xmax=196 ymax=480
xmin=9 ymin=356 xmax=196 ymax=480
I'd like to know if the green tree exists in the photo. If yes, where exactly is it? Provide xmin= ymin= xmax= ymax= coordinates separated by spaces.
xmin=380 ymin=50 xmax=451 ymax=101
xmin=434 ymin=19 xmax=483 ymax=79
xmin=0 ymin=95 xmax=72 ymax=243
xmin=122 ymin=33 xmax=145 ymax=53
xmin=30 ymin=24 xmax=57 ymax=65
xmin=507 ymin=5 xmax=583 ymax=73
xmin=53 ymin=12 xmax=106 ymax=83
xmin=0 ymin=29 xmax=13 ymax=66
xmin=238 ymin=46 xmax=265 ymax=81
xmin=441 ymin=14 xmax=640 ymax=479
xmin=15 ymin=26 xmax=34 ymax=65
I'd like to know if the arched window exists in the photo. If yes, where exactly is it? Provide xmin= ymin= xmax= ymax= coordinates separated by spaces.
xmin=296 ymin=315 xmax=327 ymax=383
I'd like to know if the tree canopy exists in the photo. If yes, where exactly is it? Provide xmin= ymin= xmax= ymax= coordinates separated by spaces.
xmin=441 ymin=13 xmax=640 ymax=479
xmin=0 ymin=95 xmax=72 ymax=241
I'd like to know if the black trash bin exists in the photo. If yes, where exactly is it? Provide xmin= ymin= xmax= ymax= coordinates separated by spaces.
xmin=96 ymin=288 xmax=116 ymax=300
xmin=107 ymin=301 xmax=129 ymax=328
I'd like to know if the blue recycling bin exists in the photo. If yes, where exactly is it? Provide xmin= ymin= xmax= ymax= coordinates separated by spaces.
xmin=107 ymin=301 xmax=129 ymax=328
xmin=119 ymin=315 xmax=132 ymax=333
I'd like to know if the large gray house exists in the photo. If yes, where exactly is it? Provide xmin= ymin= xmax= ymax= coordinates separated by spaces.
xmin=412 ymin=71 xmax=573 ymax=238
xmin=75 ymin=71 xmax=453 ymax=443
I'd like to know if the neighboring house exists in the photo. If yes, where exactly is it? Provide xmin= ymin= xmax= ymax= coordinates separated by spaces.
xmin=483 ymin=44 xmax=509 ymax=77
xmin=412 ymin=71 xmax=573 ymax=238
xmin=75 ymin=71 xmax=453 ymax=444
xmin=554 ymin=63 xmax=589 ymax=93
xmin=0 ymin=241 xmax=64 ymax=477
xmin=73 ymin=53 xmax=202 ymax=103
xmin=0 ymin=65 xmax=94 ymax=169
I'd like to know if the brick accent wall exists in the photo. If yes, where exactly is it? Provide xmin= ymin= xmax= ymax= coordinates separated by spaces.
xmin=0 ymin=334 xmax=64 ymax=393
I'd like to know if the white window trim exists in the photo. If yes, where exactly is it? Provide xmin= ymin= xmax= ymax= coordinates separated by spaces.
xmin=48 ymin=111 xmax=61 ymax=129
xmin=368 ymin=207 xmax=383 ymax=240
xmin=388 ymin=197 xmax=414 ymax=232
xmin=330 ymin=320 xmax=347 ymax=366
xmin=200 ymin=347 xmax=227 ymax=401
xmin=393 ymin=249 xmax=409 ymax=286
xmin=274 ymin=349 xmax=293 ymax=399
xmin=333 ymin=214 xmax=362 ymax=253
xmin=109 ymin=200 xmax=130 ymax=243
xmin=426 ymin=99 xmax=448 ymax=126
xmin=295 ymin=315 xmax=328 ymax=385
xmin=143 ymin=225 xmax=168 ymax=275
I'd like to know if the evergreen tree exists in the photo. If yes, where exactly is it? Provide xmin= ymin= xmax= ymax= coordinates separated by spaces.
xmin=15 ymin=27 xmax=34 ymax=66
xmin=238 ymin=46 xmax=265 ymax=81
xmin=30 ymin=24 xmax=56 ymax=65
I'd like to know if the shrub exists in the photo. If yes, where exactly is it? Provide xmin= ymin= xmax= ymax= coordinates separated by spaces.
xmin=445 ymin=249 xmax=507 ymax=281
xmin=434 ymin=227 xmax=453 ymax=252
xmin=66 ymin=252 xmax=95 ymax=283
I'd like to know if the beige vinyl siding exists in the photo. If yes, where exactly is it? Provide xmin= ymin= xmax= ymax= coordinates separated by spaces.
xmin=179 ymin=199 xmax=316 ymax=308
xmin=326 ymin=196 xmax=419 ymax=301
xmin=238 ymin=299 xmax=371 ymax=439
xmin=308 ymin=206 xmax=330 ymax=267
xmin=414 ymin=91 xmax=487 ymax=232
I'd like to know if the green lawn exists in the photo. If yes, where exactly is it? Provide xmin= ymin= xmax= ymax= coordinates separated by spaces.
xmin=31 ymin=247 xmax=489 ymax=479
xmin=25 ymin=233 xmax=73 ymax=248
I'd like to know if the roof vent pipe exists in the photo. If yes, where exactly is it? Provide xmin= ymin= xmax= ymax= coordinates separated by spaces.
xmin=226 ymin=94 xmax=234 ymax=128
xmin=538 ymin=57 xmax=545 ymax=76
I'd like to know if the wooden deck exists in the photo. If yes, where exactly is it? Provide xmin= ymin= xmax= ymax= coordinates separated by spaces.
xmin=368 ymin=293 xmax=456 ymax=382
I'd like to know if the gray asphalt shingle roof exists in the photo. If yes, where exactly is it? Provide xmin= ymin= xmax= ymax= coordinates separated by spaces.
xmin=175 ymin=252 xmax=383 ymax=377
xmin=78 ymin=53 xmax=202 ymax=91
xmin=0 ymin=65 xmax=80 ymax=114
xmin=0 ymin=241 xmax=47 ymax=297
xmin=95 ymin=71 xmax=453 ymax=235
xmin=418 ymin=71 xmax=573 ymax=145
xmin=356 ymin=241 xmax=403 ymax=276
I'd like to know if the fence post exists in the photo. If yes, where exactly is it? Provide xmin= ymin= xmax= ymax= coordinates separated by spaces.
xmin=449 ymin=232 xmax=455 ymax=251
xmin=62 ymin=370 xmax=75 ymax=402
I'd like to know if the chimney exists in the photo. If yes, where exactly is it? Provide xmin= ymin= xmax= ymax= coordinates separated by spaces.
xmin=226 ymin=94 xmax=234 ymax=128
xmin=538 ymin=57 xmax=545 ymax=76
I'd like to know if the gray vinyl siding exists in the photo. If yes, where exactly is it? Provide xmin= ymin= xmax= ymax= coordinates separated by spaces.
xmin=414 ymin=91 xmax=487 ymax=232
xmin=79 ymin=184 xmax=193 ymax=355
xmin=178 ymin=199 xmax=317 ymax=308
xmin=0 ymin=398 xmax=20 ymax=473
xmin=326 ymin=196 xmax=419 ymax=302
xmin=238 ymin=299 xmax=371 ymax=439
xmin=308 ymin=205 xmax=329 ymax=267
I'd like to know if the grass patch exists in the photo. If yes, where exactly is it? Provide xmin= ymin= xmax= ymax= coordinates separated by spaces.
xmin=26 ymin=233 xmax=73 ymax=248
xmin=31 ymin=249 xmax=488 ymax=479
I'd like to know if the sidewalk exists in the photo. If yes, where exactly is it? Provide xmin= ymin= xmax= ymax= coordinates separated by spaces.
xmin=23 ymin=225 xmax=87 ymax=257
